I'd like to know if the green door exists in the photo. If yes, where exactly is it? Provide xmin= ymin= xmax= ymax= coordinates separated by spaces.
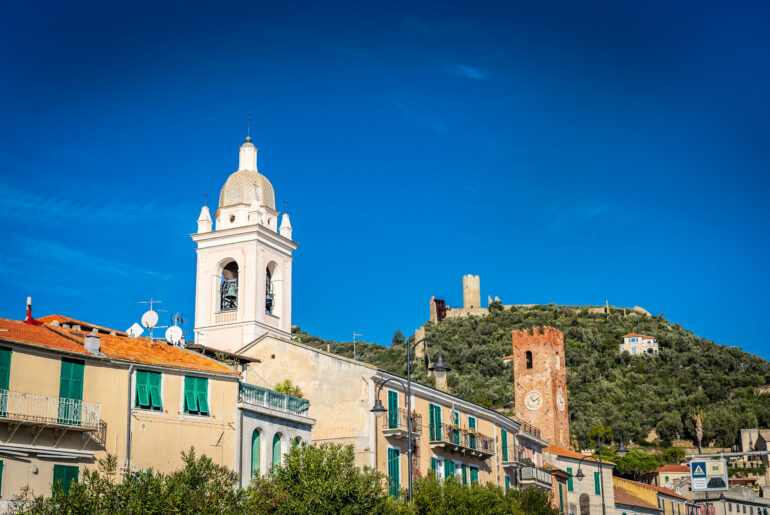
xmin=501 ymin=429 xmax=508 ymax=461
xmin=272 ymin=434 xmax=281 ymax=469
xmin=387 ymin=390 xmax=398 ymax=429
xmin=387 ymin=448 xmax=400 ymax=498
xmin=461 ymin=464 xmax=467 ymax=485
xmin=468 ymin=416 xmax=477 ymax=449
xmin=429 ymin=404 xmax=442 ymax=441
xmin=452 ymin=411 xmax=460 ymax=444
xmin=0 ymin=348 xmax=11 ymax=416
xmin=58 ymin=359 xmax=84 ymax=425
xmin=470 ymin=466 xmax=479 ymax=484
xmin=251 ymin=430 xmax=260 ymax=478
xmin=444 ymin=460 xmax=455 ymax=479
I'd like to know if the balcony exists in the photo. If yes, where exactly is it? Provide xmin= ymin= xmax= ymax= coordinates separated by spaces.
xmin=238 ymin=383 xmax=310 ymax=417
xmin=501 ymin=446 xmax=525 ymax=469
xmin=519 ymin=421 xmax=542 ymax=439
xmin=0 ymin=389 xmax=101 ymax=443
xmin=382 ymin=408 xmax=423 ymax=439
xmin=429 ymin=423 xmax=495 ymax=459
xmin=519 ymin=466 xmax=552 ymax=490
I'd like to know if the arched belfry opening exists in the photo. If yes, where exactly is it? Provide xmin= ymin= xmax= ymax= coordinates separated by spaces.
xmin=265 ymin=261 xmax=281 ymax=316
xmin=525 ymin=351 xmax=533 ymax=369
xmin=220 ymin=261 xmax=239 ymax=312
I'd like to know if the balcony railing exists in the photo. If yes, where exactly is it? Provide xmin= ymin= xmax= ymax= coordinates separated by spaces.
xmin=429 ymin=423 xmax=495 ymax=458
xmin=238 ymin=383 xmax=310 ymax=417
xmin=383 ymin=408 xmax=422 ymax=438
xmin=0 ymin=389 xmax=101 ymax=431
xmin=519 ymin=421 xmax=542 ymax=439
xmin=519 ymin=466 xmax=552 ymax=489
xmin=501 ymin=445 xmax=524 ymax=466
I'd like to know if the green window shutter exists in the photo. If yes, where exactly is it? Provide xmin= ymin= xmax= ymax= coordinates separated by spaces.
xmin=58 ymin=359 xmax=84 ymax=425
xmin=196 ymin=378 xmax=209 ymax=414
xmin=251 ymin=430 xmax=260 ymax=478
xmin=468 ymin=416 xmax=476 ymax=448
xmin=59 ymin=359 xmax=72 ymax=399
xmin=430 ymin=457 xmax=437 ymax=473
xmin=559 ymin=483 xmax=564 ymax=512
xmin=469 ymin=416 xmax=476 ymax=430
xmin=53 ymin=465 xmax=78 ymax=494
xmin=594 ymin=471 xmax=601 ymax=495
xmin=436 ymin=405 xmax=442 ymax=440
xmin=135 ymin=371 xmax=149 ymax=407
xmin=0 ymin=348 xmax=11 ymax=390
xmin=429 ymin=404 xmax=435 ymax=440
xmin=501 ymin=430 xmax=508 ymax=461
xmin=0 ymin=460 xmax=4 ymax=498
xmin=388 ymin=390 xmax=398 ymax=429
xmin=272 ymin=434 xmax=281 ymax=469
xmin=388 ymin=448 xmax=400 ymax=498
xmin=505 ymin=474 xmax=510 ymax=490
xmin=454 ymin=411 xmax=459 ymax=425
xmin=567 ymin=467 xmax=573 ymax=491
xmin=184 ymin=377 xmax=198 ymax=413
xmin=470 ymin=466 xmax=479 ymax=484
xmin=461 ymin=464 xmax=467 ymax=484
xmin=444 ymin=460 xmax=453 ymax=479
xmin=149 ymin=372 xmax=162 ymax=409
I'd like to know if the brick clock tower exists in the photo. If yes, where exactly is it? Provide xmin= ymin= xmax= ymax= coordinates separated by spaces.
xmin=510 ymin=326 xmax=571 ymax=448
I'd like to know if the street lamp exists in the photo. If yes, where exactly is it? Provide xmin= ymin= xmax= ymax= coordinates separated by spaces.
xmin=370 ymin=337 xmax=450 ymax=503
xmin=575 ymin=433 xmax=627 ymax=515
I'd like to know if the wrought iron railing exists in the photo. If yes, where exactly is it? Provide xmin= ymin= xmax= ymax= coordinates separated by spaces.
xmin=520 ymin=466 xmax=552 ymax=485
xmin=238 ymin=383 xmax=310 ymax=417
xmin=428 ymin=423 xmax=495 ymax=455
xmin=385 ymin=408 xmax=423 ymax=434
xmin=0 ymin=389 xmax=100 ymax=430
xmin=501 ymin=445 xmax=524 ymax=463
xmin=520 ymin=421 xmax=542 ymax=439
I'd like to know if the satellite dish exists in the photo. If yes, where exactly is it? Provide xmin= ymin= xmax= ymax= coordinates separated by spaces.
xmin=165 ymin=326 xmax=184 ymax=345
xmin=141 ymin=310 xmax=159 ymax=329
xmin=126 ymin=323 xmax=144 ymax=338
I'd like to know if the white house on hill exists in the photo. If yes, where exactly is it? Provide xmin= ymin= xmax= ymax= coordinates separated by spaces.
xmin=619 ymin=333 xmax=658 ymax=356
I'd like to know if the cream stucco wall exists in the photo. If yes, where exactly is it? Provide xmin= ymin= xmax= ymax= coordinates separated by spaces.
xmin=0 ymin=343 xmax=238 ymax=500
xmin=547 ymin=453 xmax=616 ymax=515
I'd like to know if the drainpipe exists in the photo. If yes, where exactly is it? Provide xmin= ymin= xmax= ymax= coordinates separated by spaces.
xmin=126 ymin=364 xmax=135 ymax=471
xmin=238 ymin=408 xmax=244 ymax=486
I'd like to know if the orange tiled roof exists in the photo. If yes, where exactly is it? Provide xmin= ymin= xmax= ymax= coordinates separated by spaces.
xmin=623 ymin=333 xmax=654 ymax=339
xmin=544 ymin=445 xmax=616 ymax=466
xmin=652 ymin=464 xmax=689 ymax=473
xmin=0 ymin=317 xmax=237 ymax=376
xmin=613 ymin=486 xmax=660 ymax=511
xmin=614 ymin=476 xmax=688 ymax=501
xmin=38 ymin=314 xmax=127 ymax=336
xmin=502 ymin=354 xmax=514 ymax=360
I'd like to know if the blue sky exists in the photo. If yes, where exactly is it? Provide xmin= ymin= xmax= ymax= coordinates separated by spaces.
xmin=1 ymin=1 xmax=769 ymax=358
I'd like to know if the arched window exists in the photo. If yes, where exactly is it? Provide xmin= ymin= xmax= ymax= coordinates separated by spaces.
xmin=220 ymin=261 xmax=239 ymax=312
xmin=251 ymin=430 xmax=261 ymax=479
xmin=525 ymin=351 xmax=533 ymax=369
xmin=292 ymin=436 xmax=301 ymax=448
xmin=265 ymin=262 xmax=281 ymax=316
xmin=272 ymin=434 xmax=282 ymax=469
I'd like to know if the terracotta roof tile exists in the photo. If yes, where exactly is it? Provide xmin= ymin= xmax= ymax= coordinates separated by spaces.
xmin=652 ymin=464 xmax=689 ymax=473
xmin=623 ymin=333 xmax=655 ymax=339
xmin=0 ymin=317 xmax=238 ymax=376
xmin=614 ymin=476 xmax=688 ymax=501
xmin=544 ymin=445 xmax=616 ymax=466
xmin=613 ymin=486 xmax=661 ymax=511
xmin=38 ymin=314 xmax=127 ymax=336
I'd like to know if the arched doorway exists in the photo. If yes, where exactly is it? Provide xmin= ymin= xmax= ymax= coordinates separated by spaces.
xmin=272 ymin=433 xmax=282 ymax=469
xmin=251 ymin=429 xmax=261 ymax=479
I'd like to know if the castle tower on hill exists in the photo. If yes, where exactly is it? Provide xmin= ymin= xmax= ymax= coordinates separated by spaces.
xmin=191 ymin=137 xmax=297 ymax=353
xmin=510 ymin=326 xmax=571 ymax=448
xmin=462 ymin=274 xmax=481 ymax=309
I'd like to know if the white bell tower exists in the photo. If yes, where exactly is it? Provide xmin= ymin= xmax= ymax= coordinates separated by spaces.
xmin=191 ymin=137 xmax=297 ymax=353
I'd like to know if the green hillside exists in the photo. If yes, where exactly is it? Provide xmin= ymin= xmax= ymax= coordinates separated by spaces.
xmin=292 ymin=303 xmax=770 ymax=448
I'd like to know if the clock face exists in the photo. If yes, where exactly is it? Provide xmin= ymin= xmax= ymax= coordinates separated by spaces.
xmin=557 ymin=390 xmax=565 ymax=412
xmin=524 ymin=390 xmax=543 ymax=411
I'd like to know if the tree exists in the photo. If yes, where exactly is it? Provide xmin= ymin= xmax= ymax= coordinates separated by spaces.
xmin=693 ymin=409 xmax=704 ymax=454
xmin=392 ymin=329 xmax=406 ymax=346
xmin=275 ymin=379 xmax=304 ymax=398
xmin=614 ymin=450 xmax=660 ymax=481
xmin=659 ymin=447 xmax=686 ymax=465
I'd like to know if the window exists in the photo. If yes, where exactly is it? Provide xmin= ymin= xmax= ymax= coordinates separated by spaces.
xmin=444 ymin=460 xmax=455 ymax=479
xmin=58 ymin=358 xmax=84 ymax=425
xmin=567 ymin=467 xmax=573 ymax=492
xmin=387 ymin=448 xmax=400 ymax=498
xmin=470 ymin=466 xmax=479 ymax=484
xmin=135 ymin=370 xmax=162 ymax=410
xmin=559 ymin=483 xmax=564 ymax=513
xmin=461 ymin=464 xmax=467 ymax=485
xmin=52 ymin=465 xmax=78 ymax=493
xmin=501 ymin=430 xmax=508 ymax=461
xmin=505 ymin=474 xmax=510 ymax=491
xmin=665 ymin=475 xmax=669 ymax=483
xmin=251 ymin=430 xmax=260 ymax=478
xmin=265 ymin=261 xmax=281 ymax=315
xmin=525 ymin=351 xmax=533 ymax=369
xmin=183 ymin=376 xmax=209 ymax=416
xmin=452 ymin=411 xmax=460 ymax=444
xmin=0 ymin=460 xmax=4 ymax=498
xmin=594 ymin=471 xmax=601 ymax=495
xmin=272 ymin=434 xmax=281 ymax=469
xmin=0 ymin=347 xmax=11 ymax=416
xmin=220 ymin=261 xmax=239 ymax=312
xmin=728 ymin=503 xmax=732 ymax=512
xmin=429 ymin=404 xmax=442 ymax=441
xmin=387 ymin=390 xmax=398 ymax=429
xmin=468 ymin=416 xmax=477 ymax=449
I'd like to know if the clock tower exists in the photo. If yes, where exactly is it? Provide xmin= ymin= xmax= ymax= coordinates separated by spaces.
xmin=509 ymin=326 xmax=570 ymax=448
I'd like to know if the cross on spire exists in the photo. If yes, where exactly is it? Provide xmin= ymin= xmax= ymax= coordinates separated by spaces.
xmin=246 ymin=114 xmax=252 ymax=138
xmin=203 ymin=191 xmax=208 ymax=205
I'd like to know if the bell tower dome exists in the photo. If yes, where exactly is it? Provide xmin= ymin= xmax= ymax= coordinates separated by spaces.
xmin=191 ymin=137 xmax=297 ymax=353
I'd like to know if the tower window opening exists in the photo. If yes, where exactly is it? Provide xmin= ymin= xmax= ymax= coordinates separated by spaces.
xmin=265 ymin=267 xmax=274 ymax=314
xmin=220 ymin=262 xmax=239 ymax=312
xmin=525 ymin=351 xmax=533 ymax=369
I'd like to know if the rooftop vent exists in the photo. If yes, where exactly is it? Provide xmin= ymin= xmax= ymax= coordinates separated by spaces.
xmin=84 ymin=329 xmax=101 ymax=354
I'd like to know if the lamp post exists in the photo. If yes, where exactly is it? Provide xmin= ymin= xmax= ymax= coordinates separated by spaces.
xmin=370 ymin=337 xmax=450 ymax=503
xmin=575 ymin=434 xmax=627 ymax=515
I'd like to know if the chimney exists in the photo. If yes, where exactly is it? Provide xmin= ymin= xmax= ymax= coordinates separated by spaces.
xmin=23 ymin=297 xmax=43 ymax=326
xmin=84 ymin=329 xmax=101 ymax=354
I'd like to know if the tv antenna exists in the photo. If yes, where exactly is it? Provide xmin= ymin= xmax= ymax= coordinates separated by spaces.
xmin=138 ymin=298 xmax=167 ymax=341
xmin=353 ymin=332 xmax=364 ymax=361
xmin=165 ymin=312 xmax=185 ymax=346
